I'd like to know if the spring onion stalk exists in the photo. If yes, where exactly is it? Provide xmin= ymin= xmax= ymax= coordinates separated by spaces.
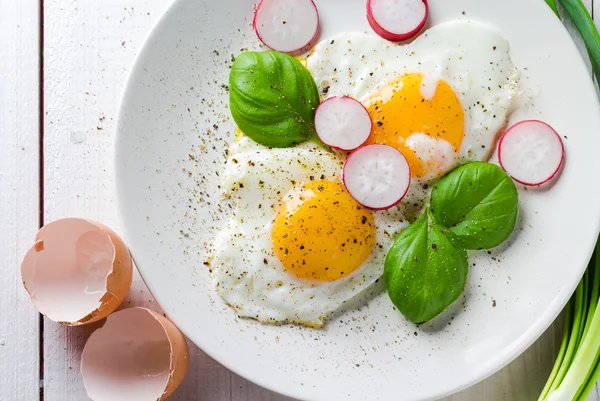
xmin=545 ymin=0 xmax=560 ymax=17
xmin=558 ymin=0 xmax=600 ymax=80
xmin=538 ymin=244 xmax=600 ymax=400
xmin=537 ymin=3 xmax=600 ymax=399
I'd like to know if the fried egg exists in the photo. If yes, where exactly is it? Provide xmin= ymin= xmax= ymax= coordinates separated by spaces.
xmin=210 ymin=20 xmax=519 ymax=327
xmin=209 ymin=137 xmax=407 ymax=326
xmin=307 ymin=19 xmax=519 ymax=181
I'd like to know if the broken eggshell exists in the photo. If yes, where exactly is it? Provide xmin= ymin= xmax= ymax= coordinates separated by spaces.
xmin=81 ymin=307 xmax=189 ymax=401
xmin=21 ymin=218 xmax=133 ymax=325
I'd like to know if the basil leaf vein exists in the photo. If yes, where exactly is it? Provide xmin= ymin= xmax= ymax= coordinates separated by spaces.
xmin=229 ymin=51 xmax=320 ymax=148
xmin=430 ymin=161 xmax=519 ymax=249
xmin=384 ymin=210 xmax=469 ymax=323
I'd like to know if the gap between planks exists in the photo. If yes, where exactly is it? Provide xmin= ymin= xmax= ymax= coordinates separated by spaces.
xmin=40 ymin=1 xmax=600 ymax=401
xmin=0 ymin=0 xmax=42 ymax=400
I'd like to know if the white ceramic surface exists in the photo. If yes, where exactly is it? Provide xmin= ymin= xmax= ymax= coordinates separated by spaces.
xmin=115 ymin=1 xmax=600 ymax=400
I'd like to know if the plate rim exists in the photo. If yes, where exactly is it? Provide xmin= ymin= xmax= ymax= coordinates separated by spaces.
xmin=114 ymin=0 xmax=600 ymax=399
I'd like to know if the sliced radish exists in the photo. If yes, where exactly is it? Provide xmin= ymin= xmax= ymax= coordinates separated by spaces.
xmin=343 ymin=144 xmax=411 ymax=210
xmin=314 ymin=96 xmax=372 ymax=151
xmin=498 ymin=120 xmax=565 ymax=186
xmin=367 ymin=0 xmax=428 ymax=42
xmin=253 ymin=0 xmax=319 ymax=53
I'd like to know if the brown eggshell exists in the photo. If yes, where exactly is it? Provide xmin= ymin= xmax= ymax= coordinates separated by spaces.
xmin=20 ymin=218 xmax=133 ymax=325
xmin=81 ymin=307 xmax=189 ymax=401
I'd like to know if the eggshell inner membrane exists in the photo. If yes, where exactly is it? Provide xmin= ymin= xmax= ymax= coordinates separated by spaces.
xmin=81 ymin=307 xmax=189 ymax=401
xmin=21 ymin=218 xmax=129 ymax=324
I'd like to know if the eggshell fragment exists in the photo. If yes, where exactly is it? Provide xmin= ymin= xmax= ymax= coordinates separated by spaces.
xmin=21 ymin=218 xmax=133 ymax=325
xmin=81 ymin=307 xmax=189 ymax=401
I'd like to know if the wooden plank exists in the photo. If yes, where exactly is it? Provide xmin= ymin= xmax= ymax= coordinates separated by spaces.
xmin=42 ymin=1 xmax=228 ymax=400
xmin=40 ymin=1 xmax=600 ymax=401
xmin=0 ymin=0 xmax=41 ymax=400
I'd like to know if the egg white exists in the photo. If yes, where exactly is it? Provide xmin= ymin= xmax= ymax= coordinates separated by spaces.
xmin=306 ymin=19 xmax=519 ymax=176
xmin=209 ymin=137 xmax=408 ymax=326
xmin=211 ymin=20 xmax=520 ymax=327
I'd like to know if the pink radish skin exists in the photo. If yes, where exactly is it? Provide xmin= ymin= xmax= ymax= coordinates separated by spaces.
xmin=315 ymin=96 xmax=372 ymax=151
xmin=343 ymin=144 xmax=411 ymax=210
xmin=253 ymin=0 xmax=320 ymax=54
xmin=498 ymin=120 xmax=565 ymax=186
xmin=367 ymin=0 xmax=428 ymax=42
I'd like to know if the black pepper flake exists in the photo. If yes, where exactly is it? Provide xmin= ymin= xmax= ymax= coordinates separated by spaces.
xmin=317 ymin=185 xmax=324 ymax=191
xmin=320 ymin=174 xmax=325 ymax=179
xmin=263 ymin=258 xmax=268 ymax=264
xmin=330 ymin=39 xmax=335 ymax=44
xmin=376 ymin=121 xmax=383 ymax=127
xmin=492 ymin=300 xmax=497 ymax=307
xmin=322 ymin=86 xmax=330 ymax=95
xmin=431 ymin=243 xmax=437 ymax=250
xmin=493 ymin=46 xmax=497 ymax=50
xmin=361 ymin=216 xmax=367 ymax=225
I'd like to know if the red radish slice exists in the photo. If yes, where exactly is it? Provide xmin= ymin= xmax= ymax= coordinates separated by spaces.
xmin=498 ymin=120 xmax=565 ymax=186
xmin=315 ymin=96 xmax=372 ymax=151
xmin=367 ymin=0 xmax=428 ymax=42
xmin=253 ymin=0 xmax=319 ymax=53
xmin=343 ymin=144 xmax=411 ymax=210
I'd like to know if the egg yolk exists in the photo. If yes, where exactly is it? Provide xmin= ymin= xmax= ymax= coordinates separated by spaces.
xmin=364 ymin=73 xmax=465 ymax=178
xmin=272 ymin=180 xmax=376 ymax=282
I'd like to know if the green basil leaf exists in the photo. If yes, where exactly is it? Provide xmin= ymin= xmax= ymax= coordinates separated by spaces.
xmin=229 ymin=51 xmax=320 ymax=148
xmin=430 ymin=161 xmax=518 ymax=250
xmin=384 ymin=210 xmax=469 ymax=323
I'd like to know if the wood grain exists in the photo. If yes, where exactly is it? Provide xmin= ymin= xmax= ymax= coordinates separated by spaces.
xmin=42 ymin=1 xmax=231 ymax=400
xmin=39 ymin=0 xmax=600 ymax=400
xmin=0 ymin=0 xmax=41 ymax=400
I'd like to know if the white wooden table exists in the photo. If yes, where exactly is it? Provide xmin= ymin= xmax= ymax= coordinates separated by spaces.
xmin=1 ymin=1 xmax=600 ymax=400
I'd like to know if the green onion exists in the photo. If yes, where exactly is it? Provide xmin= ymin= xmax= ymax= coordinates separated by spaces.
xmin=539 ymin=4 xmax=600 ymax=399
xmin=545 ymin=0 xmax=560 ymax=18
xmin=538 ymin=242 xmax=600 ymax=400
xmin=557 ymin=0 xmax=600 ymax=82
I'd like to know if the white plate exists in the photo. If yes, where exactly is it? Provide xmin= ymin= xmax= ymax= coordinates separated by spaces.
xmin=115 ymin=1 xmax=600 ymax=400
